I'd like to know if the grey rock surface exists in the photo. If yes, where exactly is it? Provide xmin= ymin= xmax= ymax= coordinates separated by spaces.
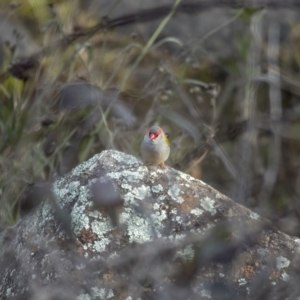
xmin=0 ymin=150 xmax=300 ymax=299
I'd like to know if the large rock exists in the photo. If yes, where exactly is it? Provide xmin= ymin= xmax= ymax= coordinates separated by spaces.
xmin=0 ymin=150 xmax=300 ymax=299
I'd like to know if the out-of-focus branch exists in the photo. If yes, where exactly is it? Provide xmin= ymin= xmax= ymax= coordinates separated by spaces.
xmin=1 ymin=0 xmax=300 ymax=82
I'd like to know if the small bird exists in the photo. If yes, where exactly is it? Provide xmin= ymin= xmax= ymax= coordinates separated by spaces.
xmin=141 ymin=125 xmax=170 ymax=168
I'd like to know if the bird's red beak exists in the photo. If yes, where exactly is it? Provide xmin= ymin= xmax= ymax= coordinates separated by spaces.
xmin=149 ymin=133 xmax=156 ymax=140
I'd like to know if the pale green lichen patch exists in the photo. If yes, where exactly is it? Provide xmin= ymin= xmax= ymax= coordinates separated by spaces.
xmin=109 ymin=252 xmax=120 ymax=260
xmin=200 ymin=197 xmax=216 ymax=215
xmin=168 ymin=185 xmax=184 ymax=203
xmin=200 ymin=289 xmax=211 ymax=298
xmin=90 ymin=219 xmax=113 ymax=252
xmin=91 ymin=287 xmax=114 ymax=299
xmin=153 ymin=203 xmax=160 ymax=210
xmin=68 ymin=184 xmax=92 ymax=234
xmin=71 ymin=202 xmax=90 ymax=235
xmin=176 ymin=216 xmax=182 ymax=222
xmin=250 ymin=212 xmax=260 ymax=220
xmin=107 ymin=168 xmax=146 ymax=182
xmin=91 ymin=219 xmax=112 ymax=236
xmin=131 ymin=185 xmax=150 ymax=200
xmin=123 ymin=193 xmax=136 ymax=204
xmin=190 ymin=208 xmax=204 ymax=216
xmin=68 ymin=180 xmax=81 ymax=194
xmin=122 ymin=185 xmax=150 ymax=205
xmin=121 ymin=183 xmax=132 ymax=190
xmin=276 ymin=256 xmax=290 ymax=269
xmin=93 ymin=239 xmax=111 ymax=253
xmin=6 ymin=287 xmax=13 ymax=298
xmin=77 ymin=293 xmax=91 ymax=300
xmin=155 ymin=168 xmax=164 ymax=174
xmin=158 ymin=195 xmax=166 ymax=201
xmin=126 ymin=215 xmax=153 ymax=243
xmin=174 ymin=233 xmax=186 ymax=241
xmin=151 ymin=209 xmax=167 ymax=229
xmin=110 ymin=150 xmax=138 ymax=165
xmin=40 ymin=201 xmax=53 ymax=223
xmin=53 ymin=180 xmax=81 ymax=206
xmin=179 ymin=172 xmax=196 ymax=182
xmin=121 ymin=205 xmax=159 ymax=243
xmin=175 ymin=245 xmax=195 ymax=261
xmin=151 ymin=184 xmax=163 ymax=193
xmin=120 ymin=209 xmax=130 ymax=222
xmin=88 ymin=211 xmax=102 ymax=219
xmin=282 ymin=272 xmax=290 ymax=281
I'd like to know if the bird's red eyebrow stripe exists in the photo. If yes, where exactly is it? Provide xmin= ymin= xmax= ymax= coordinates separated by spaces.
xmin=155 ymin=128 xmax=162 ymax=135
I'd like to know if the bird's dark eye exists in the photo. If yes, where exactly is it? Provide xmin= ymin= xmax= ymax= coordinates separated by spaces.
xmin=165 ymin=133 xmax=170 ymax=138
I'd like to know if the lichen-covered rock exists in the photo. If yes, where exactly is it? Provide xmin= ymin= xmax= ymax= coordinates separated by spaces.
xmin=0 ymin=150 xmax=300 ymax=299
